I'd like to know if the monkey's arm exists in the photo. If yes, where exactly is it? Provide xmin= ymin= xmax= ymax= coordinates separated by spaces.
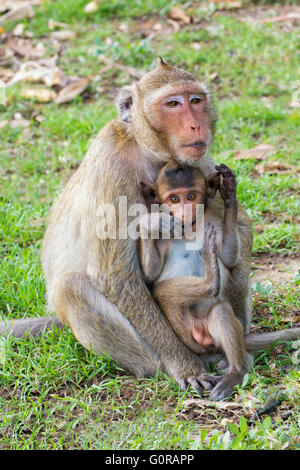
xmin=138 ymin=237 xmax=163 ymax=283
xmin=219 ymin=199 xmax=240 ymax=268
xmin=215 ymin=164 xmax=240 ymax=268
xmin=138 ymin=212 xmax=173 ymax=282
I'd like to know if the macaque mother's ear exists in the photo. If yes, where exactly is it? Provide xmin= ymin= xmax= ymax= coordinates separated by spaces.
xmin=117 ymin=85 xmax=134 ymax=123
xmin=206 ymin=172 xmax=220 ymax=198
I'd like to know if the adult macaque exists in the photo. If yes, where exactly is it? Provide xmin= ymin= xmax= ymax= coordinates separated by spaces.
xmin=1 ymin=59 xmax=299 ymax=400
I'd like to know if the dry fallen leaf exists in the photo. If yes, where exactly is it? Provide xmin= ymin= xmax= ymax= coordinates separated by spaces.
xmin=261 ymin=96 xmax=272 ymax=108
xmin=166 ymin=19 xmax=181 ymax=32
xmin=13 ymin=23 xmax=25 ymax=36
xmin=234 ymin=144 xmax=276 ymax=161
xmin=209 ymin=0 xmax=242 ymax=8
xmin=153 ymin=23 xmax=162 ymax=31
xmin=98 ymin=55 xmax=143 ymax=80
xmin=0 ymin=120 xmax=8 ymax=128
xmin=255 ymin=161 xmax=295 ymax=174
xmin=8 ymin=61 xmax=66 ymax=87
xmin=6 ymin=37 xmax=45 ymax=59
xmin=282 ymin=314 xmax=300 ymax=323
xmin=0 ymin=3 xmax=34 ymax=24
xmin=182 ymin=398 xmax=245 ymax=410
xmin=256 ymin=13 xmax=300 ymax=24
xmin=34 ymin=114 xmax=45 ymax=123
xmin=128 ymin=18 xmax=162 ymax=37
xmin=255 ymin=225 xmax=264 ymax=234
xmin=117 ymin=23 xmax=128 ymax=32
xmin=48 ymin=19 xmax=69 ymax=30
xmin=0 ymin=1 xmax=42 ymax=13
xmin=169 ymin=6 xmax=191 ymax=25
xmin=30 ymin=216 xmax=45 ymax=228
xmin=50 ymin=30 xmax=76 ymax=41
xmin=0 ymin=67 xmax=15 ymax=82
xmin=10 ymin=118 xmax=30 ymax=128
xmin=55 ymin=77 xmax=89 ymax=104
xmin=289 ymin=101 xmax=300 ymax=109
xmin=291 ymin=232 xmax=300 ymax=243
xmin=84 ymin=1 xmax=101 ymax=14
xmin=21 ymin=87 xmax=57 ymax=103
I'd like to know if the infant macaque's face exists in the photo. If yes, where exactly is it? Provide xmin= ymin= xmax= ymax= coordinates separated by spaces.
xmin=159 ymin=184 xmax=206 ymax=226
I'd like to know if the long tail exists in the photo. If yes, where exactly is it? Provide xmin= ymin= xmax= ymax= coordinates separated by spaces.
xmin=245 ymin=327 xmax=300 ymax=352
xmin=0 ymin=317 xmax=64 ymax=338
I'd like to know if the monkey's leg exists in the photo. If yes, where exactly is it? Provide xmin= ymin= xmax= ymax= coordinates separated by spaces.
xmin=215 ymin=164 xmax=239 ymax=269
xmin=54 ymin=272 xmax=161 ymax=378
xmin=152 ymin=274 xmax=222 ymax=356
xmin=203 ymin=301 xmax=252 ymax=401
xmin=153 ymin=274 xmax=219 ymax=310
xmin=153 ymin=283 xmax=202 ymax=355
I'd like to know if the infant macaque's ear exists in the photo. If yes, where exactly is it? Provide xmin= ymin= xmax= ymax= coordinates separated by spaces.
xmin=206 ymin=172 xmax=220 ymax=199
xmin=141 ymin=182 xmax=158 ymax=204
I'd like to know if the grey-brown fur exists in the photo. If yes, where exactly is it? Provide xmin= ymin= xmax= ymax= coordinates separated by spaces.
xmin=0 ymin=316 xmax=63 ymax=338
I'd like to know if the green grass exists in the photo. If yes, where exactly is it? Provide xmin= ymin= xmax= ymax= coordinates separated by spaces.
xmin=0 ymin=0 xmax=299 ymax=450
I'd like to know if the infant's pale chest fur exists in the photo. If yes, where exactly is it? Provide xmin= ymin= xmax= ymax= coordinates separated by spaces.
xmin=155 ymin=239 xmax=229 ymax=314
xmin=156 ymin=239 xmax=205 ymax=283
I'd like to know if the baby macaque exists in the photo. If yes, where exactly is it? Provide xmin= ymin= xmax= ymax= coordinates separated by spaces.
xmin=139 ymin=160 xmax=250 ymax=400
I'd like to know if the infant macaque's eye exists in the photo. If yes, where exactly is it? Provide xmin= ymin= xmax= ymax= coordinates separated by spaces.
xmin=187 ymin=193 xmax=196 ymax=201
xmin=170 ymin=195 xmax=179 ymax=203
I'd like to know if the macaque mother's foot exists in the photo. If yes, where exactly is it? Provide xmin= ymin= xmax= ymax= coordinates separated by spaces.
xmin=201 ymin=371 xmax=244 ymax=401
xmin=178 ymin=374 xmax=214 ymax=393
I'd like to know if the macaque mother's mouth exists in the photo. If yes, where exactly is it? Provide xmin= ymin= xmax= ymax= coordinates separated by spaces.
xmin=182 ymin=142 xmax=207 ymax=149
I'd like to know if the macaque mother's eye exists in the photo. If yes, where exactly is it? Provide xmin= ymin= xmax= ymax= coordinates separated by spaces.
xmin=189 ymin=95 xmax=202 ymax=104
xmin=165 ymin=96 xmax=184 ymax=107
xmin=166 ymin=100 xmax=179 ymax=107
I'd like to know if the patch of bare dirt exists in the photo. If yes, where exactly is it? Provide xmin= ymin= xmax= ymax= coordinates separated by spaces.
xmin=219 ymin=5 xmax=300 ymax=32
xmin=252 ymin=252 xmax=299 ymax=283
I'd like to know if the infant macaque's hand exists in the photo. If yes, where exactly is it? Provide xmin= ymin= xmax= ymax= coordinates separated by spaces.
xmin=215 ymin=164 xmax=237 ymax=206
